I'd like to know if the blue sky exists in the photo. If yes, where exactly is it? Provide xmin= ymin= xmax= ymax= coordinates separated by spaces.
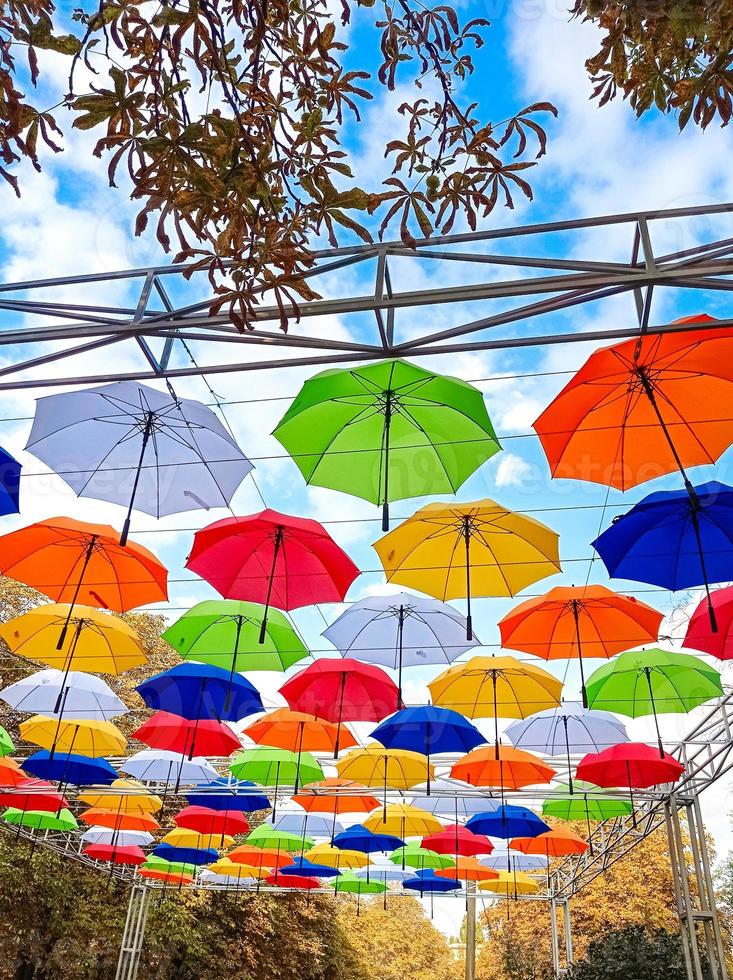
xmin=2 ymin=1 xmax=733 ymax=929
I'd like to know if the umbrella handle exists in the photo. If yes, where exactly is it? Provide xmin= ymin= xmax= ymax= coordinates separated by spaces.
xmin=381 ymin=391 xmax=393 ymax=532
xmin=259 ymin=527 xmax=283 ymax=645
xmin=463 ymin=517 xmax=473 ymax=641
xmin=55 ymin=536 xmax=96 ymax=652
xmin=120 ymin=413 xmax=154 ymax=547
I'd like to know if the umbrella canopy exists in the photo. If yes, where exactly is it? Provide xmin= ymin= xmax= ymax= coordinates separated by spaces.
xmin=0 ymin=780 xmax=69 ymax=812
xmin=331 ymin=871 xmax=386 ymax=894
xmin=451 ymin=746 xmax=556 ymax=790
xmin=0 ymin=726 xmax=13 ymax=757
xmin=201 ymin=864 xmax=259 ymax=884
xmin=153 ymin=844 xmax=219 ymax=866
xmin=403 ymin=869 xmax=461 ymax=894
xmin=186 ymin=510 xmax=359 ymax=642
xmin=409 ymin=781 xmax=500 ymax=820
xmin=307 ymin=844 xmax=368 ymax=869
xmin=480 ymin=871 xmax=539 ymax=896
xmin=274 ymin=813 xmax=343 ymax=838
xmin=227 ymin=846 xmax=291 ymax=871
xmin=482 ymin=852 xmax=548 ymax=872
xmin=0 ymin=446 xmax=20 ymax=516
xmin=80 ymin=809 xmax=161 ymax=832
xmin=0 ymin=605 xmax=147 ymax=676
xmin=273 ymin=359 xmax=501 ymax=530
xmin=84 ymin=843 xmax=147 ymax=866
xmin=184 ymin=778 xmax=270 ymax=812
xmin=174 ymin=806 xmax=250 ymax=837
xmin=498 ymin=585 xmax=662 ymax=706
xmin=0 ymin=517 xmax=167 ymax=620
xmin=336 ymin=746 xmax=434 ymax=802
xmin=435 ymin=857 xmax=498 ymax=882
xmin=371 ymin=705 xmax=485 ymax=758
xmin=4 ymin=807 xmax=77 ymax=832
xmin=244 ymin=709 xmax=357 ymax=755
xmin=576 ymin=743 xmax=685 ymax=789
xmin=466 ymin=805 xmax=549 ymax=840
xmin=77 ymin=779 xmax=163 ymax=813
xmin=162 ymin=828 xmax=236 ymax=850
xmin=428 ymin=656 xmax=563 ymax=755
xmin=136 ymin=663 xmax=263 ymax=722
xmin=162 ymin=600 xmax=308 ymax=673
xmin=121 ymin=750 xmax=219 ymax=786
xmin=586 ymin=648 xmax=722 ymax=754
xmin=0 ymin=669 xmax=128 ymax=721
xmin=229 ymin=747 xmax=323 ymax=792
xmin=280 ymin=659 xmax=401 ymax=755
xmin=81 ymin=828 xmax=155 ymax=847
xmin=24 ymin=751 xmax=117 ymax=785
xmin=139 ymin=868 xmax=193 ymax=886
xmin=684 ymin=586 xmax=733 ymax=660
xmin=19 ymin=716 xmax=126 ymax=757
xmin=26 ymin=380 xmax=252 ymax=544
xmin=246 ymin=823 xmax=314 ymax=853
xmin=542 ymin=782 xmax=633 ymax=833
xmin=373 ymin=499 xmax=561 ymax=640
xmin=132 ymin=712 xmax=241 ymax=758
xmin=292 ymin=779 xmax=380 ymax=816
xmin=363 ymin=804 xmax=443 ymax=838
xmin=591 ymin=481 xmax=733 ymax=631
xmin=532 ymin=319 xmax=733 ymax=492
xmin=0 ymin=758 xmax=28 ymax=787
xmin=390 ymin=843 xmax=455 ymax=870
xmin=265 ymin=872 xmax=320 ymax=890
xmin=510 ymin=828 xmax=588 ymax=858
xmin=322 ymin=592 xmax=479 ymax=701
xmin=280 ymin=857 xmax=341 ymax=879
xmin=333 ymin=823 xmax=404 ymax=854
xmin=422 ymin=825 xmax=494 ymax=857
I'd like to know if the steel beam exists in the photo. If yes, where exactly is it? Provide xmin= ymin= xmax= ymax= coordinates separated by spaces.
xmin=115 ymin=885 xmax=150 ymax=980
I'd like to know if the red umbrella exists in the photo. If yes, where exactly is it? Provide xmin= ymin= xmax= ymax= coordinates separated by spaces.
xmin=266 ymin=871 xmax=320 ymax=890
xmin=174 ymin=806 xmax=250 ymax=837
xmin=132 ymin=711 xmax=241 ymax=759
xmin=186 ymin=509 xmax=360 ymax=643
xmin=683 ymin=586 xmax=733 ymax=659
xmin=0 ymin=759 xmax=28 ymax=788
xmin=280 ymin=658 xmax=402 ymax=755
xmin=83 ymin=843 xmax=147 ymax=866
xmin=0 ymin=779 xmax=69 ymax=812
xmin=422 ymin=824 xmax=494 ymax=857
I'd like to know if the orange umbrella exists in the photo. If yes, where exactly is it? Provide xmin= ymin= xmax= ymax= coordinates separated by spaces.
xmin=435 ymin=857 xmax=499 ymax=883
xmin=79 ymin=808 xmax=161 ymax=832
xmin=533 ymin=317 xmax=733 ymax=492
xmin=0 ymin=517 xmax=167 ymax=648
xmin=292 ymin=778 xmax=380 ymax=815
xmin=451 ymin=746 xmax=555 ymax=791
xmin=498 ymin=585 xmax=662 ymax=706
xmin=0 ymin=758 xmax=27 ymax=788
xmin=139 ymin=868 xmax=193 ymax=885
xmin=510 ymin=827 xmax=588 ymax=858
xmin=227 ymin=845 xmax=290 ymax=871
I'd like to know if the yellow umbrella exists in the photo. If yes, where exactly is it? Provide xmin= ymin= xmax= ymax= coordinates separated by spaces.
xmin=373 ymin=499 xmax=561 ymax=640
xmin=19 ymin=716 xmax=127 ymax=757
xmin=307 ymin=844 xmax=369 ymax=870
xmin=480 ymin=870 xmax=539 ymax=896
xmin=337 ymin=745 xmax=433 ymax=818
xmin=428 ymin=655 xmax=562 ymax=755
xmin=364 ymin=804 xmax=443 ymax=838
xmin=162 ymin=828 xmax=236 ymax=850
xmin=0 ymin=603 xmax=146 ymax=674
xmin=209 ymin=857 xmax=262 ymax=880
xmin=78 ymin=778 xmax=163 ymax=813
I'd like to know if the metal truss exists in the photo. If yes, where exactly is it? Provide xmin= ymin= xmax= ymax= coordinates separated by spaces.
xmin=1 ymin=202 xmax=733 ymax=390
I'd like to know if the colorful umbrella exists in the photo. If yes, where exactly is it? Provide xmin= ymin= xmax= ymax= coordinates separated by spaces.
xmin=683 ymin=586 xmax=733 ymax=659
xmin=139 ymin=867 xmax=193 ymax=886
xmin=162 ymin=599 xmax=309 ymax=675
xmin=83 ymin=843 xmax=147 ymax=866
xmin=466 ymin=805 xmax=549 ymax=840
xmin=480 ymin=871 xmax=539 ymax=896
xmin=292 ymin=779 xmax=380 ymax=818
xmin=121 ymin=750 xmax=219 ymax=786
xmin=227 ymin=845 xmax=290 ymax=871
xmin=576 ymin=742 xmax=684 ymax=823
xmin=363 ymin=804 xmax=443 ymax=838
xmin=307 ymin=844 xmax=369 ymax=870
xmin=0 ymin=445 xmax=20 ymax=515
xmin=435 ymin=857 xmax=498 ymax=882
xmin=0 ymin=668 xmax=128 ymax=721
xmin=77 ymin=779 xmax=163 ymax=813
xmin=19 ymin=716 xmax=126 ymax=757
xmin=373 ymin=500 xmax=561 ymax=640
xmin=592 ymin=481 xmax=733 ymax=631
xmin=80 ymin=809 xmax=161 ymax=832
xmin=153 ymin=843 xmax=219 ymax=866
xmin=280 ymin=857 xmax=341 ymax=878
xmin=390 ymin=843 xmax=456 ymax=870
xmin=186 ymin=509 xmax=359 ymax=642
xmin=132 ymin=711 xmax=241 ymax=759
xmin=403 ymin=869 xmax=461 ymax=894
xmin=322 ymin=592 xmax=479 ymax=702
xmin=336 ymin=745 xmax=433 ymax=817
xmin=429 ymin=656 xmax=563 ymax=755
xmin=265 ymin=872 xmax=320 ymax=890
xmin=0 ymin=517 xmax=167 ymax=644
xmin=273 ymin=359 xmax=501 ymax=530
xmin=533 ymin=319 xmax=733 ymax=492
xmin=482 ymin=852 xmax=548 ymax=873
xmin=26 ymin=380 xmax=252 ymax=545
xmin=280 ymin=659 xmax=401 ymax=756
xmin=409 ymin=781 xmax=500 ymax=820
xmin=542 ymin=782 xmax=633 ymax=822
xmin=585 ymin=648 xmax=722 ymax=754
xmin=81 ymin=828 xmax=155 ymax=847
xmin=0 ymin=726 xmax=13 ymax=757
xmin=161 ymin=828 xmax=235 ymax=850
xmin=185 ymin=778 xmax=270 ymax=812
xmin=246 ymin=823 xmax=314 ymax=853
xmin=4 ymin=807 xmax=77 ymax=832
xmin=330 ymin=871 xmax=386 ymax=895
xmin=24 ymin=751 xmax=117 ymax=785
xmin=0 ymin=758 xmax=28 ymax=787
xmin=174 ymin=806 xmax=249 ymax=837
xmin=274 ymin=813 xmax=344 ymax=838
xmin=230 ymin=747 xmax=323 ymax=819
xmin=451 ymin=746 xmax=556 ymax=791
xmin=333 ymin=823 xmax=404 ymax=854
xmin=137 ymin=663 xmax=263 ymax=722
xmin=498 ymin=585 xmax=662 ymax=706
xmin=206 ymin=859 xmax=262 ymax=881
xmin=0 ymin=780 xmax=69 ymax=813
xmin=422 ymin=825 xmax=494 ymax=857
xmin=510 ymin=828 xmax=588 ymax=858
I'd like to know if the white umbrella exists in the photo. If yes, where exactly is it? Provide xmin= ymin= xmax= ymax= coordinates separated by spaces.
xmin=274 ymin=813 xmax=344 ymax=838
xmin=81 ymin=828 xmax=155 ymax=847
xmin=121 ymin=750 xmax=219 ymax=786
xmin=410 ymin=779 xmax=500 ymax=819
xmin=0 ymin=668 xmax=128 ymax=721
xmin=322 ymin=592 xmax=479 ymax=701
xmin=26 ymin=380 xmax=253 ymax=544
xmin=482 ymin=851 xmax=548 ymax=872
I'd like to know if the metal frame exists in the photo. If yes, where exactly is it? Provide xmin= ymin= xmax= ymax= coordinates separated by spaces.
xmin=3 ymin=201 xmax=733 ymax=980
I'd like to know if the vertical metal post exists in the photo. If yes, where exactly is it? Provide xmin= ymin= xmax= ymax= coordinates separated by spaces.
xmin=667 ymin=798 xmax=705 ymax=980
xmin=550 ymin=898 xmax=560 ymax=978
xmin=116 ymin=885 xmax=151 ymax=980
xmin=465 ymin=880 xmax=476 ymax=980
xmin=562 ymin=898 xmax=573 ymax=971
xmin=689 ymin=798 xmax=729 ymax=980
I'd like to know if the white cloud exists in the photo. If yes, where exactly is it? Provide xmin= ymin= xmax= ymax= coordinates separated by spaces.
xmin=492 ymin=452 xmax=533 ymax=488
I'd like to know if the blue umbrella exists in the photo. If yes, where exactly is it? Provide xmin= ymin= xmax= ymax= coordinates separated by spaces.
xmin=153 ymin=844 xmax=219 ymax=866
xmin=24 ymin=750 xmax=117 ymax=785
xmin=403 ymin=869 xmax=462 ymax=894
xmin=466 ymin=805 xmax=549 ymax=840
xmin=185 ymin=778 xmax=270 ymax=812
xmin=0 ymin=447 xmax=20 ymax=516
xmin=279 ymin=857 xmax=341 ymax=878
xmin=333 ymin=824 xmax=404 ymax=854
xmin=592 ymin=480 xmax=733 ymax=631
xmin=136 ymin=663 xmax=263 ymax=722
xmin=371 ymin=705 xmax=485 ymax=795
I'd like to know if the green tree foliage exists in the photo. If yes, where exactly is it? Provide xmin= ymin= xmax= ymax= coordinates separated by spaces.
xmin=567 ymin=925 xmax=686 ymax=980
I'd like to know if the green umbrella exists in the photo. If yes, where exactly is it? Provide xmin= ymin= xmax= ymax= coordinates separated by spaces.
xmin=230 ymin=747 xmax=323 ymax=820
xmin=389 ymin=843 xmax=455 ymax=870
xmin=246 ymin=824 xmax=314 ymax=853
xmin=162 ymin=600 xmax=309 ymax=676
xmin=586 ymin=648 xmax=723 ymax=755
xmin=3 ymin=807 xmax=77 ymax=832
xmin=543 ymin=781 xmax=632 ymax=851
xmin=141 ymin=856 xmax=197 ymax=876
xmin=0 ymin=725 xmax=14 ymax=757
xmin=331 ymin=871 xmax=387 ymax=894
xmin=273 ymin=359 xmax=501 ymax=530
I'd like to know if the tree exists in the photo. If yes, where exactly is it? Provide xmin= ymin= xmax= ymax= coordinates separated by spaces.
xmin=1 ymin=0 xmax=555 ymax=331
xmin=567 ymin=925 xmax=686 ymax=980
xmin=336 ymin=894 xmax=463 ymax=980
xmin=571 ymin=1 xmax=733 ymax=130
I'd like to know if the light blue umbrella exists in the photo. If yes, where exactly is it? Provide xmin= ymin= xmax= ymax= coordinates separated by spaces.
xmin=482 ymin=851 xmax=548 ymax=872
xmin=275 ymin=813 xmax=344 ymax=838
xmin=410 ymin=780 xmax=500 ymax=820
